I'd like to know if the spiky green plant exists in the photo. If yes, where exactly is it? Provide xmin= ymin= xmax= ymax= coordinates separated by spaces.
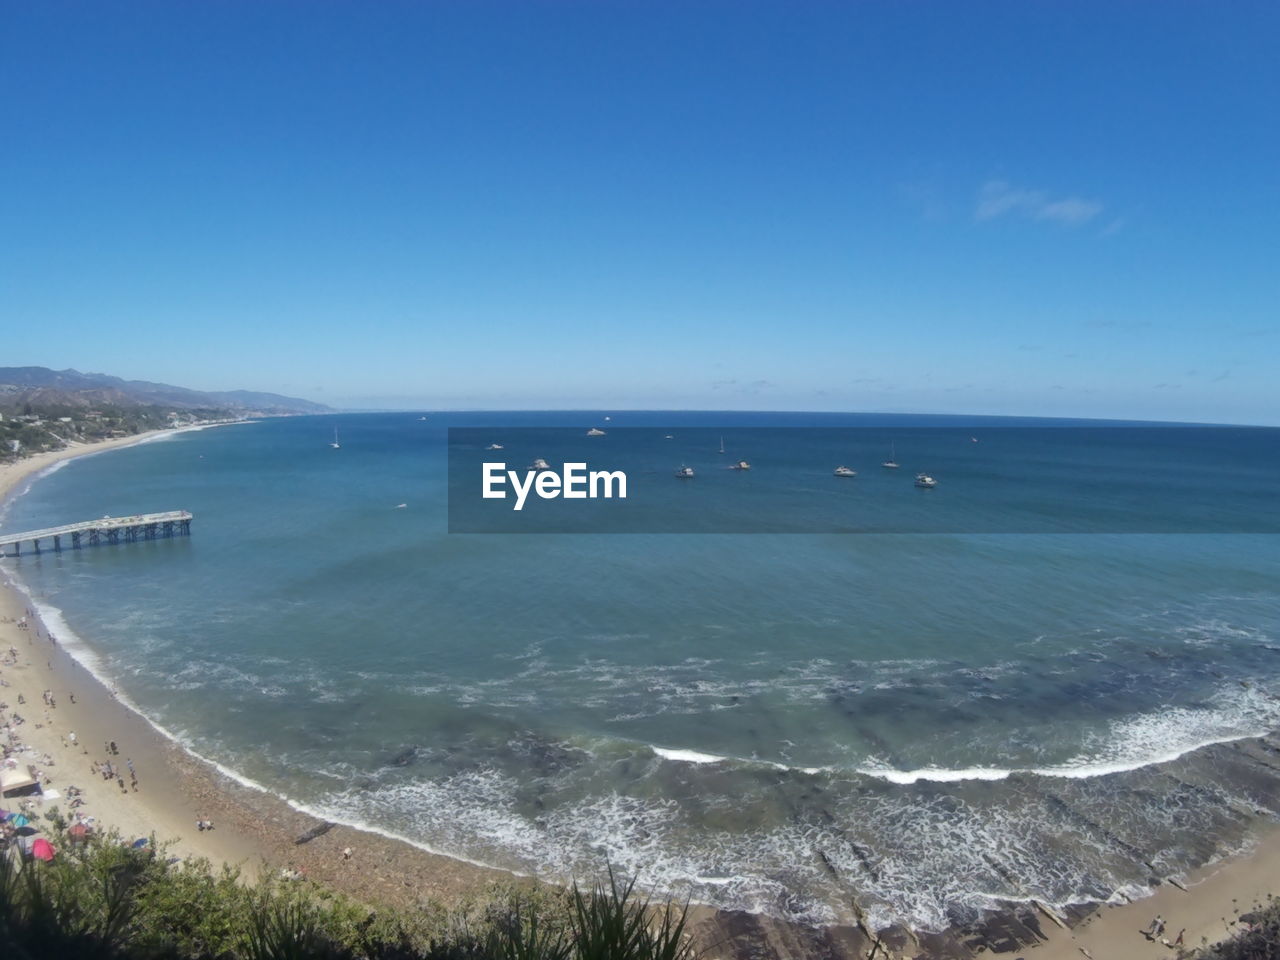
xmin=486 ymin=896 xmax=571 ymax=960
xmin=569 ymin=868 xmax=697 ymax=960
xmin=243 ymin=893 xmax=348 ymax=960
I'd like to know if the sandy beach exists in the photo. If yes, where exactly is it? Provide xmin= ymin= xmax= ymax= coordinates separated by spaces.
xmin=1031 ymin=828 xmax=1280 ymax=958
xmin=3 ymin=429 xmax=1279 ymax=959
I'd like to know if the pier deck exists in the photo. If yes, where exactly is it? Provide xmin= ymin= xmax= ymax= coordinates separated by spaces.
xmin=0 ymin=511 xmax=193 ymax=555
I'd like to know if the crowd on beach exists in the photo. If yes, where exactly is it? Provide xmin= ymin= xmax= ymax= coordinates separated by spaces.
xmin=1 ymin=599 xmax=365 ymax=885
xmin=1 ymin=608 xmax=148 ymax=862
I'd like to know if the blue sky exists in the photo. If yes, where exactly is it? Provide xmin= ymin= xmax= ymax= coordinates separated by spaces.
xmin=3 ymin=2 xmax=1277 ymax=422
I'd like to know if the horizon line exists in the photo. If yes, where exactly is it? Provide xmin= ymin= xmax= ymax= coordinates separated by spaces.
xmin=314 ymin=407 xmax=1279 ymax=429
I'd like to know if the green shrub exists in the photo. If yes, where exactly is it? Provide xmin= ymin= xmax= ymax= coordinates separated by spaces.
xmin=0 ymin=828 xmax=702 ymax=960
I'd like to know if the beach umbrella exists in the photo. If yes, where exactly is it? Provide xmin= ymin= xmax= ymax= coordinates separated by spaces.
xmin=68 ymin=823 xmax=90 ymax=839
xmin=131 ymin=837 xmax=149 ymax=849
xmin=7 ymin=813 xmax=30 ymax=827
xmin=31 ymin=838 xmax=55 ymax=862
xmin=14 ymin=826 xmax=37 ymax=837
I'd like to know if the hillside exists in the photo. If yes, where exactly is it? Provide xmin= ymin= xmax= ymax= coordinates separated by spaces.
xmin=0 ymin=367 xmax=330 ymax=463
xmin=0 ymin=367 xmax=330 ymax=416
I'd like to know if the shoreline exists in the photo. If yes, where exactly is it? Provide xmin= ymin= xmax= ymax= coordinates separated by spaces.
xmin=2 ymin=429 xmax=1279 ymax=957
xmin=0 ymin=421 xmax=249 ymax=517
xmin=0 ymin=424 xmax=514 ymax=909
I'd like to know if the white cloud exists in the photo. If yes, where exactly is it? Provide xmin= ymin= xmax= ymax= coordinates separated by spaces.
xmin=975 ymin=180 xmax=1103 ymax=226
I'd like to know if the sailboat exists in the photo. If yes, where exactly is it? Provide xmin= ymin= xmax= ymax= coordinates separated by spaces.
xmin=330 ymin=428 xmax=341 ymax=450
xmin=719 ymin=436 xmax=725 ymax=455
xmin=881 ymin=442 xmax=899 ymax=469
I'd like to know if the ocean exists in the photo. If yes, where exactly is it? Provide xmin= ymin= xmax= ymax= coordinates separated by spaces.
xmin=3 ymin=411 xmax=1280 ymax=931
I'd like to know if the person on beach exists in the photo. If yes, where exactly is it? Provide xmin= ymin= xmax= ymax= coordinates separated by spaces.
xmin=1175 ymin=928 xmax=1185 ymax=946
xmin=1145 ymin=915 xmax=1165 ymax=938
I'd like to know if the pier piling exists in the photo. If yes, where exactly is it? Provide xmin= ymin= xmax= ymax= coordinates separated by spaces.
xmin=0 ymin=511 xmax=193 ymax=558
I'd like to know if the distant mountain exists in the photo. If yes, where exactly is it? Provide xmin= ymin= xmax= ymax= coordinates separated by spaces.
xmin=0 ymin=367 xmax=331 ymax=416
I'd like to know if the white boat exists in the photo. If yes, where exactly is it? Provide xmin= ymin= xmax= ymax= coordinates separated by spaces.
xmin=719 ymin=436 xmax=725 ymax=454
xmin=664 ymin=435 xmax=674 ymax=440
xmin=330 ymin=428 xmax=340 ymax=449
xmin=485 ymin=443 xmax=504 ymax=450
xmin=587 ymin=427 xmax=606 ymax=436
xmin=418 ymin=416 xmax=428 ymax=421
xmin=881 ymin=442 xmax=899 ymax=469
xmin=531 ymin=458 xmax=550 ymax=470
xmin=675 ymin=465 xmax=695 ymax=478
xmin=834 ymin=465 xmax=857 ymax=477
xmin=914 ymin=473 xmax=937 ymax=488
xmin=732 ymin=460 xmax=751 ymax=471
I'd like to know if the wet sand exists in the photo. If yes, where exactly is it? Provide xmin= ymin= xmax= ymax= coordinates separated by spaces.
xmin=3 ymin=429 xmax=1279 ymax=957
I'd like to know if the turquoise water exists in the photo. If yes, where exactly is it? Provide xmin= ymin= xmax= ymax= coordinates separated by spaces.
xmin=3 ymin=412 xmax=1280 ymax=931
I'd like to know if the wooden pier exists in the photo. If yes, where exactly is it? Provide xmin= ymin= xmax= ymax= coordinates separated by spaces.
xmin=0 ymin=511 xmax=193 ymax=556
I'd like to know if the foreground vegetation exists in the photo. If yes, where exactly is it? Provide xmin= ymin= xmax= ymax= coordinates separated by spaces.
xmin=1194 ymin=894 xmax=1280 ymax=960
xmin=0 ymin=821 xmax=700 ymax=960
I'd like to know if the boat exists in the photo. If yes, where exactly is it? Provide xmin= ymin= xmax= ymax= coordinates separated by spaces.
xmin=675 ymin=465 xmax=695 ymax=478
xmin=881 ymin=442 xmax=899 ymax=469
xmin=719 ymin=436 xmax=725 ymax=455
xmin=531 ymin=458 xmax=550 ymax=470
xmin=731 ymin=460 xmax=751 ymax=471
xmin=485 ymin=443 xmax=504 ymax=450
xmin=914 ymin=473 xmax=938 ymax=488
xmin=834 ymin=466 xmax=857 ymax=477
xmin=587 ymin=427 xmax=606 ymax=436
xmin=664 ymin=435 xmax=674 ymax=440
xmin=330 ymin=428 xmax=340 ymax=449
xmin=417 ymin=416 xmax=428 ymax=421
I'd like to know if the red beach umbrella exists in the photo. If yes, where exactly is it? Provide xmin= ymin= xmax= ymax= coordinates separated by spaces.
xmin=31 ymin=838 xmax=55 ymax=862
xmin=68 ymin=823 xmax=90 ymax=839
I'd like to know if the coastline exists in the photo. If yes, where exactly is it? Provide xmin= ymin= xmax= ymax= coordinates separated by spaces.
xmin=2 ymin=429 xmax=1279 ymax=957
xmin=1 ymin=424 xmax=513 ymax=907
